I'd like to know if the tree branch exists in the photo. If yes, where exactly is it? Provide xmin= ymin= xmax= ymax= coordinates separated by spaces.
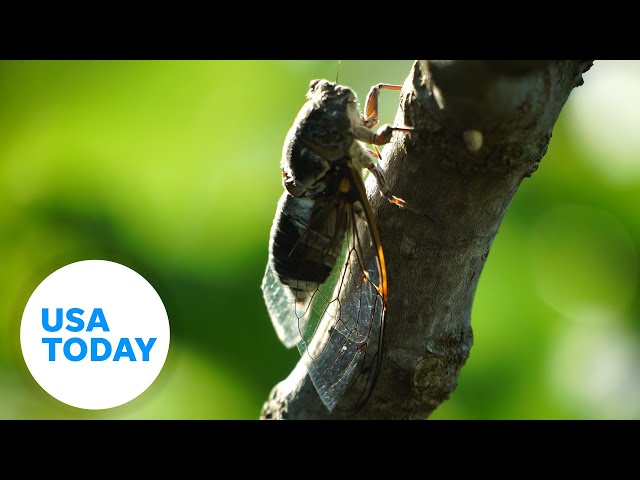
xmin=261 ymin=60 xmax=593 ymax=420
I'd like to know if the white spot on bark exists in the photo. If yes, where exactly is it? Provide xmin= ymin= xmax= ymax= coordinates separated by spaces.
xmin=463 ymin=129 xmax=483 ymax=152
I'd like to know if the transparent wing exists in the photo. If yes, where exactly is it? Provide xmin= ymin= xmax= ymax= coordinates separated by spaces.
xmin=298 ymin=204 xmax=386 ymax=412
xmin=262 ymin=167 xmax=387 ymax=412
xmin=261 ymin=262 xmax=302 ymax=348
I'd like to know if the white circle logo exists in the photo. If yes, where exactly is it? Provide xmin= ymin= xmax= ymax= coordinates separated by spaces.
xmin=20 ymin=260 xmax=170 ymax=410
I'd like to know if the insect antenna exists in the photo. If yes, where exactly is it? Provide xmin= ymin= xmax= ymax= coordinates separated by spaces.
xmin=336 ymin=60 xmax=341 ymax=84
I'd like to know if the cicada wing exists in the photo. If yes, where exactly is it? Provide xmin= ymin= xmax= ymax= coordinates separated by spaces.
xmin=261 ymin=254 xmax=337 ymax=349
xmin=298 ymin=205 xmax=386 ymax=412
xmin=263 ymin=164 xmax=386 ymax=412
xmin=261 ymin=262 xmax=302 ymax=348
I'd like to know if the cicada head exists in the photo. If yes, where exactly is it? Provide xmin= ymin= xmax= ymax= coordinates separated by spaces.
xmin=306 ymin=79 xmax=360 ymax=124
xmin=307 ymin=79 xmax=355 ymax=102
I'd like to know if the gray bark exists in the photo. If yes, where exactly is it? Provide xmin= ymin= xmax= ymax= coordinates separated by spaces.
xmin=260 ymin=60 xmax=593 ymax=420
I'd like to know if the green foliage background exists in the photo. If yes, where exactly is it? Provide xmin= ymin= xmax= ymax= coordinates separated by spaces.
xmin=0 ymin=60 xmax=638 ymax=419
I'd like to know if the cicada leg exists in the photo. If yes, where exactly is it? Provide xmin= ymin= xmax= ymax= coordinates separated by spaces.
xmin=362 ymin=83 xmax=403 ymax=129
xmin=357 ymin=146 xmax=407 ymax=208
xmin=355 ymin=82 xmax=415 ymax=145
xmin=358 ymin=140 xmax=436 ymax=222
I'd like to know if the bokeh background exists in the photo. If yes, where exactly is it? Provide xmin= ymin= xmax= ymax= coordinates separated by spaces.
xmin=0 ymin=60 xmax=638 ymax=419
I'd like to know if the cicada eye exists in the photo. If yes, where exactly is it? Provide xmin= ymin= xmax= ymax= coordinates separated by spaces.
xmin=309 ymin=79 xmax=321 ymax=91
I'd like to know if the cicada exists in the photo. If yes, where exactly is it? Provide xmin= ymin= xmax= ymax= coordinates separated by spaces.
xmin=261 ymin=79 xmax=411 ymax=412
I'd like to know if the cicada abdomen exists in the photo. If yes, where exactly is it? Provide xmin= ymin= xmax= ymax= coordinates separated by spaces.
xmin=264 ymin=189 xmax=348 ymax=348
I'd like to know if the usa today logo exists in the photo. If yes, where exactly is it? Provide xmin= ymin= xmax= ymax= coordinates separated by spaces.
xmin=20 ymin=260 xmax=170 ymax=410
